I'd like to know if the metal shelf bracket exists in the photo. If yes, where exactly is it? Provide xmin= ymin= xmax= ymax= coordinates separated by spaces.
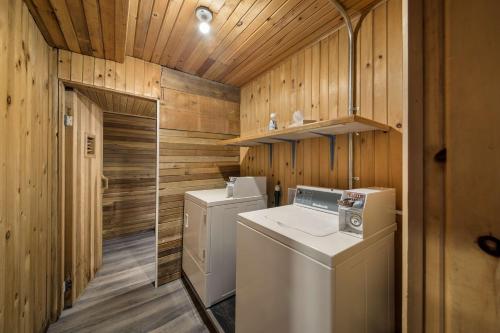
xmin=257 ymin=142 xmax=274 ymax=168
xmin=275 ymin=139 xmax=298 ymax=169
xmin=312 ymin=133 xmax=336 ymax=171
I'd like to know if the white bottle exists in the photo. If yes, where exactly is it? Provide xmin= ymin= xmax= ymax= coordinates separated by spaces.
xmin=269 ymin=113 xmax=278 ymax=130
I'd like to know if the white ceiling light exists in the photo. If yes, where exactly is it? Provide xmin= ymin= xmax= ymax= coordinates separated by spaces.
xmin=195 ymin=6 xmax=212 ymax=35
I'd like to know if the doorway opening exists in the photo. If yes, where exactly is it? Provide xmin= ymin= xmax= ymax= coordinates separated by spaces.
xmin=60 ymin=83 xmax=159 ymax=309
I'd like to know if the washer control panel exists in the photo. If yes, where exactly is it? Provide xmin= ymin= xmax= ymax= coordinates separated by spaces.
xmin=294 ymin=186 xmax=343 ymax=214
xmin=338 ymin=188 xmax=396 ymax=239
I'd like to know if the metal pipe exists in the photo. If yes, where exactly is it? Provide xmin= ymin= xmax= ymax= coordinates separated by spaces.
xmin=329 ymin=1 xmax=355 ymax=115
xmin=328 ymin=0 xmax=356 ymax=189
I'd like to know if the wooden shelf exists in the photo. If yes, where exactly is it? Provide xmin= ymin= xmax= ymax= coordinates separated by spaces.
xmin=219 ymin=115 xmax=390 ymax=147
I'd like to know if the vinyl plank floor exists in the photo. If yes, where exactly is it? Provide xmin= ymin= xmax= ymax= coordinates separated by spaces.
xmin=210 ymin=296 xmax=235 ymax=333
xmin=49 ymin=231 xmax=208 ymax=333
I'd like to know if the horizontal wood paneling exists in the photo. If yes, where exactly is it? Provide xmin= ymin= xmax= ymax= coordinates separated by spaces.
xmin=58 ymin=50 xmax=161 ymax=99
xmin=160 ymin=67 xmax=240 ymax=135
xmin=64 ymin=91 xmax=104 ymax=305
xmin=0 ymin=1 xmax=60 ymax=331
xmin=103 ymin=113 xmax=157 ymax=239
xmin=161 ymin=67 xmax=240 ymax=103
xmin=157 ymin=68 xmax=240 ymax=285
xmin=24 ymin=0 xmax=129 ymax=62
xmin=160 ymin=89 xmax=240 ymax=135
xmin=239 ymin=0 xmax=402 ymax=328
xmin=157 ymin=129 xmax=239 ymax=285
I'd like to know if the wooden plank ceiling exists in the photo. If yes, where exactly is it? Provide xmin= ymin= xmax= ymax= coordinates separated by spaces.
xmin=128 ymin=0 xmax=378 ymax=86
xmin=25 ymin=0 xmax=379 ymax=86
xmin=74 ymin=85 xmax=157 ymax=118
xmin=24 ymin=0 xmax=129 ymax=62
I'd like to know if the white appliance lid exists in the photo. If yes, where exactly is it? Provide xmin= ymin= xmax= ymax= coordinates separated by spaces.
xmin=238 ymin=205 xmax=363 ymax=267
xmin=185 ymin=188 xmax=266 ymax=207
xmin=262 ymin=206 xmax=338 ymax=237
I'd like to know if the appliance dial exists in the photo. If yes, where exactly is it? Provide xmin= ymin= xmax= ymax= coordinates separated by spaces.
xmin=350 ymin=214 xmax=362 ymax=227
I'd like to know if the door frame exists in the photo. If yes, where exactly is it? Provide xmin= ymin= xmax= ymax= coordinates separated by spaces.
xmin=403 ymin=0 xmax=425 ymax=331
xmin=155 ymin=99 xmax=160 ymax=288
xmin=58 ymin=82 xmax=161 ymax=302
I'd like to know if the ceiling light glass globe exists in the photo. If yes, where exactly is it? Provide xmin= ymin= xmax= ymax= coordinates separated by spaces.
xmin=199 ymin=22 xmax=210 ymax=34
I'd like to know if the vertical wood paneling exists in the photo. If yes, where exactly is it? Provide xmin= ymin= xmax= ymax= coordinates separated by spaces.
xmin=0 ymin=2 xmax=8 ymax=329
xmin=63 ymin=91 xmax=103 ymax=306
xmin=240 ymin=0 xmax=402 ymax=206
xmin=70 ymin=52 xmax=83 ymax=82
xmin=58 ymin=52 xmax=162 ymax=99
xmin=105 ymin=60 xmax=116 ymax=89
xmin=93 ymin=58 xmax=105 ymax=87
xmin=1 ymin=1 xmax=60 ymax=331
xmin=239 ymin=0 xmax=403 ymax=328
xmin=82 ymin=55 xmax=95 ymax=85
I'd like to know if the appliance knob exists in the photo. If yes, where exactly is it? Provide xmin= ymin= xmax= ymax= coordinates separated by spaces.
xmin=350 ymin=215 xmax=362 ymax=227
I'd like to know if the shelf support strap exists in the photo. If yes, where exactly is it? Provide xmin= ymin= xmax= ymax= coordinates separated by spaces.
xmin=267 ymin=143 xmax=273 ymax=168
xmin=312 ymin=133 xmax=337 ymax=171
xmin=257 ymin=142 xmax=274 ymax=168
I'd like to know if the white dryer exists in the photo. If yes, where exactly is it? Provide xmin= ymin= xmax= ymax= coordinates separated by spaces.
xmin=235 ymin=186 xmax=396 ymax=333
xmin=183 ymin=177 xmax=267 ymax=308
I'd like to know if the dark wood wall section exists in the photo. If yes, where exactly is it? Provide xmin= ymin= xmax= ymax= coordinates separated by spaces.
xmin=103 ymin=112 xmax=157 ymax=239
xmin=157 ymin=68 xmax=240 ymax=285
xmin=0 ymin=1 xmax=61 ymax=331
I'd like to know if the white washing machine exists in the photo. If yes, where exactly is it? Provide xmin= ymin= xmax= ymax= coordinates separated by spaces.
xmin=235 ymin=186 xmax=396 ymax=333
xmin=183 ymin=177 xmax=267 ymax=307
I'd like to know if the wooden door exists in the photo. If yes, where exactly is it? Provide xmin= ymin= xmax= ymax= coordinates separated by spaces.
xmin=444 ymin=0 xmax=500 ymax=331
xmin=64 ymin=90 xmax=104 ymax=307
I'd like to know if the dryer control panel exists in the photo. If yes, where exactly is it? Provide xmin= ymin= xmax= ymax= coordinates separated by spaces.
xmin=338 ymin=188 xmax=396 ymax=239
xmin=294 ymin=186 xmax=343 ymax=214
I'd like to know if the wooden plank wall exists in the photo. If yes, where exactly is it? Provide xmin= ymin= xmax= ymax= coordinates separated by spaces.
xmin=103 ymin=112 xmax=157 ymax=239
xmin=0 ymin=0 xmax=61 ymax=331
xmin=64 ymin=90 xmax=104 ymax=305
xmin=239 ymin=0 xmax=403 ymax=327
xmin=157 ymin=69 xmax=240 ymax=285
xmin=160 ymin=68 xmax=240 ymax=135
xmin=442 ymin=1 xmax=500 ymax=332
xmin=240 ymin=0 xmax=402 ymax=205
xmin=57 ymin=50 xmax=161 ymax=100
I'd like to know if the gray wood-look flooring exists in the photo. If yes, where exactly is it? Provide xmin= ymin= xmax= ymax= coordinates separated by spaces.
xmin=49 ymin=231 xmax=208 ymax=333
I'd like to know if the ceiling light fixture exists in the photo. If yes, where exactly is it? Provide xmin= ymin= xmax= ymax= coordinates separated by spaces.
xmin=195 ymin=6 xmax=212 ymax=35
